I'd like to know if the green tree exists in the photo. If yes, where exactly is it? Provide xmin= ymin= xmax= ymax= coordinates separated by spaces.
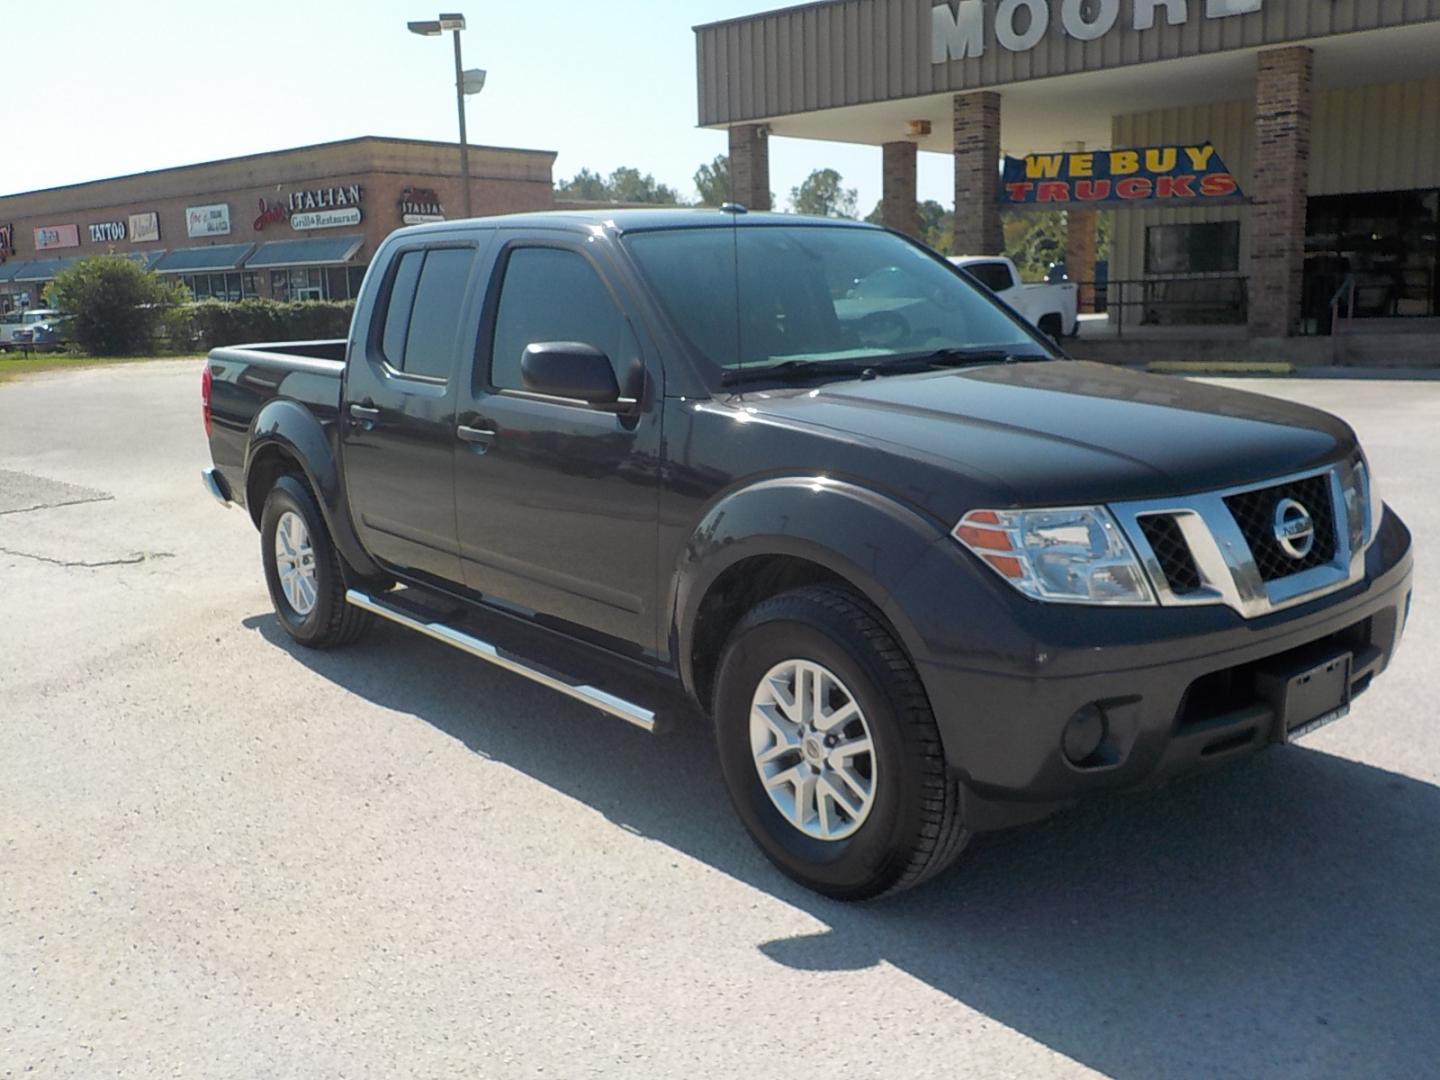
xmin=555 ymin=166 xmax=684 ymax=205
xmin=1002 ymin=210 xmax=1069 ymax=280
xmin=790 ymin=169 xmax=858 ymax=219
xmin=48 ymin=257 xmax=188 ymax=356
xmin=606 ymin=166 xmax=682 ymax=205
xmin=554 ymin=167 xmax=610 ymax=201
xmin=865 ymin=198 xmax=954 ymax=251
xmin=694 ymin=155 xmax=730 ymax=207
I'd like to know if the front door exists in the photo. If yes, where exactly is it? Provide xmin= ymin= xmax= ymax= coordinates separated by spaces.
xmin=453 ymin=238 xmax=662 ymax=652
xmin=342 ymin=238 xmax=488 ymax=584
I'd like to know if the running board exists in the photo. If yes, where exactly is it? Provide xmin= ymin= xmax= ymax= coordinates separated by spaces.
xmin=345 ymin=589 xmax=657 ymax=733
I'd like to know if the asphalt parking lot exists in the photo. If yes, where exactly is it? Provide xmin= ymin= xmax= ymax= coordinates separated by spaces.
xmin=2 ymin=359 xmax=1437 ymax=1079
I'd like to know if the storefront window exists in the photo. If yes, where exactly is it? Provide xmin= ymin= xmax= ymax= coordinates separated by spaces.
xmin=271 ymin=268 xmax=325 ymax=302
xmin=1305 ymin=189 xmax=1439 ymax=319
xmin=1145 ymin=222 xmax=1241 ymax=275
xmin=183 ymin=272 xmax=257 ymax=302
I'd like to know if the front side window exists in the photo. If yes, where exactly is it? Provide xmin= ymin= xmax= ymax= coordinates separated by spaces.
xmin=623 ymin=225 xmax=1043 ymax=385
xmin=488 ymin=248 xmax=626 ymax=392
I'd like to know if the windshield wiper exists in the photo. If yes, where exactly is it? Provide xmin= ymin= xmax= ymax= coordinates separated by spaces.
xmin=889 ymin=346 xmax=1054 ymax=369
xmin=719 ymin=347 xmax=1053 ymax=388
xmin=720 ymin=359 xmax=874 ymax=387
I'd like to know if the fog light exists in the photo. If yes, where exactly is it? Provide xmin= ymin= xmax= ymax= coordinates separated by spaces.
xmin=1062 ymin=703 xmax=1108 ymax=765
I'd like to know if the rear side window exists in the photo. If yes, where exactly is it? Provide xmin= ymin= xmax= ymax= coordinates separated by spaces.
xmin=380 ymin=252 xmax=424 ymax=366
xmin=378 ymin=247 xmax=473 ymax=380
xmin=488 ymin=248 xmax=626 ymax=391
xmin=965 ymin=262 xmax=1015 ymax=292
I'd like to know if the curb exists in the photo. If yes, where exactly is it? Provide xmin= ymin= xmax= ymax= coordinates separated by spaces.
xmin=1146 ymin=361 xmax=1295 ymax=375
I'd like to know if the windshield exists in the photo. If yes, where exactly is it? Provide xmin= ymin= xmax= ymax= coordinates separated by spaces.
xmin=623 ymin=224 xmax=1048 ymax=385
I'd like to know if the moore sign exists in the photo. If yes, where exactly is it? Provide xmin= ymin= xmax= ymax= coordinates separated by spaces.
xmin=933 ymin=0 xmax=1264 ymax=61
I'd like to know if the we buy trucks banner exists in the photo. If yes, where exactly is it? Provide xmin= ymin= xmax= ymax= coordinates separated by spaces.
xmin=1001 ymin=144 xmax=1244 ymax=207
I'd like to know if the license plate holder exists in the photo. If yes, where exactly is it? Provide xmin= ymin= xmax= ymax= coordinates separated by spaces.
xmin=1255 ymin=649 xmax=1353 ymax=744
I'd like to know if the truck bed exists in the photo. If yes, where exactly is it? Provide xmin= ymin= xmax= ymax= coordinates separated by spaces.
xmin=205 ymin=340 xmax=348 ymax=511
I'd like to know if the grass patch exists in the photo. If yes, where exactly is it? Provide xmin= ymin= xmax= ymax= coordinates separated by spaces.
xmin=0 ymin=352 xmax=201 ymax=385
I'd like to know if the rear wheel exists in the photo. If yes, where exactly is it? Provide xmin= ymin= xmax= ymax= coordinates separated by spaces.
xmin=713 ymin=585 xmax=969 ymax=900
xmin=259 ymin=475 xmax=371 ymax=649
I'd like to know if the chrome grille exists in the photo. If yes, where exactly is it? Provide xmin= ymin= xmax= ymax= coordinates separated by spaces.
xmin=1111 ymin=464 xmax=1365 ymax=620
xmin=1223 ymin=473 xmax=1337 ymax=582
xmin=1138 ymin=515 xmax=1203 ymax=595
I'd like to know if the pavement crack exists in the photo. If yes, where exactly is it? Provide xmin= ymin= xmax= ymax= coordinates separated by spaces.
xmin=0 ymin=546 xmax=175 ymax=568
xmin=0 ymin=495 xmax=115 ymax=516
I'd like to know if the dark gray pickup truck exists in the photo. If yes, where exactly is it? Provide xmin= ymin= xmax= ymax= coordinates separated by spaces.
xmin=202 ymin=210 xmax=1413 ymax=899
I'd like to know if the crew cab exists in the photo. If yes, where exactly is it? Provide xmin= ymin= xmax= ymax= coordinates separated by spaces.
xmin=201 ymin=210 xmax=1413 ymax=900
xmin=951 ymin=255 xmax=1080 ymax=338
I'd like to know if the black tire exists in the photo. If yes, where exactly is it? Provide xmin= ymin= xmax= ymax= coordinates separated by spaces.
xmin=713 ymin=585 xmax=969 ymax=900
xmin=259 ymin=475 xmax=372 ymax=649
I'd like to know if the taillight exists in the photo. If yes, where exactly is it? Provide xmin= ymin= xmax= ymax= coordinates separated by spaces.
xmin=201 ymin=366 xmax=213 ymax=438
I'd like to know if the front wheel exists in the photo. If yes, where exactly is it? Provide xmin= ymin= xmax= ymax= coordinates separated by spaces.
xmin=259 ymin=475 xmax=371 ymax=649
xmin=713 ymin=586 xmax=969 ymax=900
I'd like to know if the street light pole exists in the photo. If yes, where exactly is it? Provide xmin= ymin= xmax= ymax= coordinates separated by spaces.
xmin=409 ymin=13 xmax=484 ymax=221
xmin=451 ymin=24 xmax=472 ymax=219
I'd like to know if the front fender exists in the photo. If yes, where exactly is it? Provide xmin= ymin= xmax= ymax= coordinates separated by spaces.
xmin=671 ymin=476 xmax=946 ymax=693
xmin=244 ymin=398 xmax=380 ymax=579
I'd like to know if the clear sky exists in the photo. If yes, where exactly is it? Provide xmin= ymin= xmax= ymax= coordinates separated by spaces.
xmin=5 ymin=0 xmax=954 ymax=213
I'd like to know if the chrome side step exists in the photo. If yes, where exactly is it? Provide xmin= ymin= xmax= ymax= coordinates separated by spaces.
xmin=345 ymin=589 xmax=657 ymax=733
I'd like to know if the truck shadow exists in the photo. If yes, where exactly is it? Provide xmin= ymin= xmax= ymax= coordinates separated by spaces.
xmin=246 ymin=613 xmax=1440 ymax=1079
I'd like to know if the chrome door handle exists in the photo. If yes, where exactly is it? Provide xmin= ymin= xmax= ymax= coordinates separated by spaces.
xmin=349 ymin=404 xmax=381 ymax=421
xmin=456 ymin=425 xmax=497 ymax=444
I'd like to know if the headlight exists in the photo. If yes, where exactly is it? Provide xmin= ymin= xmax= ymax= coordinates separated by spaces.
xmin=953 ymin=506 xmax=1156 ymax=605
xmin=1340 ymin=456 xmax=1382 ymax=552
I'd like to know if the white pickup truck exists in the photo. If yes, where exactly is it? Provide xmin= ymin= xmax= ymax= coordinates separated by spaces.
xmin=950 ymin=256 xmax=1079 ymax=339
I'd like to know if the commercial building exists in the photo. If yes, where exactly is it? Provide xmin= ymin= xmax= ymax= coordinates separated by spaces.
xmin=696 ymin=1 xmax=1440 ymax=348
xmin=0 ymin=136 xmax=556 ymax=311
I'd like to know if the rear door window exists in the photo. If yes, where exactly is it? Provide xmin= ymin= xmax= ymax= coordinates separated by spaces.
xmin=378 ymin=247 xmax=473 ymax=380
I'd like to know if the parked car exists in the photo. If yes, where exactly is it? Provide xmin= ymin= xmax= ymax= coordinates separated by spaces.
xmin=951 ymin=255 xmax=1080 ymax=338
xmin=26 ymin=312 xmax=73 ymax=352
xmin=201 ymin=210 xmax=1412 ymax=900
xmin=0 ymin=308 xmax=67 ymax=352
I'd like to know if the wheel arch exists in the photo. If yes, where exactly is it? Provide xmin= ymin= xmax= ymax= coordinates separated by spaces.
xmin=243 ymin=398 xmax=381 ymax=579
xmin=671 ymin=477 xmax=943 ymax=712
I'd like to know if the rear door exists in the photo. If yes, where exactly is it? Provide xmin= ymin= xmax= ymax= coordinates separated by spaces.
xmin=452 ymin=233 xmax=663 ymax=652
xmin=341 ymin=234 xmax=491 ymax=584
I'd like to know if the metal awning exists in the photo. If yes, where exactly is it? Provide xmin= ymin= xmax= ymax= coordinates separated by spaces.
xmin=154 ymin=244 xmax=256 ymax=274
xmin=0 ymin=261 xmax=29 ymax=284
xmin=245 ymin=235 xmax=364 ymax=270
xmin=139 ymin=250 xmax=167 ymax=271
xmin=14 ymin=257 xmax=80 ymax=282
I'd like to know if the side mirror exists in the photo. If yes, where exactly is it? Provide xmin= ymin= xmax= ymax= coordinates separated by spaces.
xmin=520 ymin=342 xmax=620 ymax=404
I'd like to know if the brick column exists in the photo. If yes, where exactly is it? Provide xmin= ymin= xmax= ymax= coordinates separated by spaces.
xmin=882 ymin=141 xmax=921 ymax=239
xmin=728 ymin=124 xmax=772 ymax=212
xmin=1249 ymin=46 xmax=1313 ymax=337
xmin=952 ymin=92 xmax=1002 ymax=256
xmin=1067 ymin=209 xmax=1098 ymax=313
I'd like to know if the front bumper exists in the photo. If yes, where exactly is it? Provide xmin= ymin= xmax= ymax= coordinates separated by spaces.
xmin=887 ymin=508 xmax=1413 ymax=825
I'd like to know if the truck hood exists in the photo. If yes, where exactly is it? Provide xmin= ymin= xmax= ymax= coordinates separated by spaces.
xmin=740 ymin=361 xmax=1354 ymax=506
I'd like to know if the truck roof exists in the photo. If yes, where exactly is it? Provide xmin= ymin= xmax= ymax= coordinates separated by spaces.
xmin=395 ymin=208 xmax=884 ymax=237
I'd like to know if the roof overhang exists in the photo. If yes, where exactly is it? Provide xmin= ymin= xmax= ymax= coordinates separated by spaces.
xmin=698 ymin=1 xmax=1440 ymax=153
